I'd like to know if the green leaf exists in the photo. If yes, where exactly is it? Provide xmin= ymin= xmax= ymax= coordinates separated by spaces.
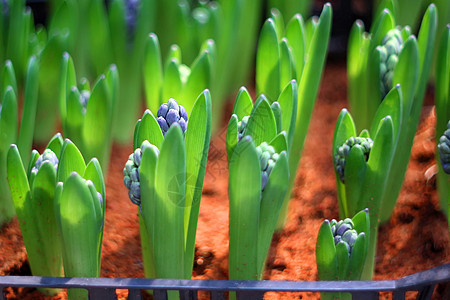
xmin=369 ymin=9 xmax=395 ymax=49
xmin=83 ymin=158 xmax=106 ymax=203
xmin=269 ymin=132 xmax=288 ymax=153
xmin=256 ymin=18 xmax=280 ymax=101
xmin=257 ymin=151 xmax=289 ymax=277
xmin=336 ymin=241 xmax=350 ymax=280
xmin=162 ymin=59 xmax=182 ymax=102
xmin=143 ymin=33 xmax=163 ymax=112
xmin=46 ymin=133 xmax=64 ymax=158
xmin=82 ymin=75 xmax=112 ymax=169
xmin=57 ymin=139 xmax=86 ymax=183
xmin=332 ymin=109 xmax=356 ymax=218
xmin=17 ymin=56 xmax=39 ymax=166
xmin=183 ymin=50 xmax=211 ymax=113
xmin=344 ymin=145 xmax=368 ymax=217
xmin=59 ymin=173 xmax=100 ymax=277
xmin=279 ymin=38 xmax=294 ymax=92
xmin=184 ymin=90 xmax=211 ymax=278
xmin=286 ymin=14 xmax=306 ymax=82
xmin=108 ymin=0 xmax=126 ymax=65
xmin=370 ymin=85 xmax=402 ymax=141
xmin=0 ymin=87 xmax=18 ymax=157
xmin=135 ymin=110 xmax=164 ymax=150
xmin=226 ymin=114 xmax=239 ymax=161
xmin=88 ymin=0 xmax=112 ymax=75
xmin=316 ymin=220 xmax=338 ymax=280
xmin=231 ymin=87 xmax=253 ymax=118
xmin=65 ymin=87 xmax=84 ymax=145
xmin=244 ymin=97 xmax=277 ymax=146
xmin=392 ymin=36 xmax=419 ymax=118
xmin=228 ymin=136 xmax=260 ymax=280
xmin=277 ymin=80 xmax=298 ymax=147
xmin=30 ymin=162 xmax=62 ymax=277
xmin=1 ymin=60 xmax=17 ymax=98
xmin=347 ymin=233 xmax=367 ymax=280
xmin=153 ymin=125 xmax=186 ymax=279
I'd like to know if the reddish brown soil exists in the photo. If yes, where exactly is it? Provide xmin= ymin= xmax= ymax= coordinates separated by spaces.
xmin=0 ymin=62 xmax=448 ymax=299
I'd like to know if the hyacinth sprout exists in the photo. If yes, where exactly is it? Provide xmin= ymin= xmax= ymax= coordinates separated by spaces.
xmin=227 ymin=90 xmax=290 ymax=285
xmin=378 ymin=28 xmax=403 ymax=98
xmin=7 ymin=134 xmax=106 ymax=299
xmin=332 ymin=84 xmax=406 ymax=279
xmin=316 ymin=209 xmax=370 ymax=300
xmin=124 ymin=90 xmax=211 ymax=297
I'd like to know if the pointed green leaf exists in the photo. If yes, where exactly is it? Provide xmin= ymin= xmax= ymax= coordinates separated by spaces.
xmin=46 ymin=133 xmax=64 ymax=158
xmin=17 ymin=56 xmax=39 ymax=166
xmin=316 ymin=220 xmax=338 ymax=280
xmin=269 ymin=132 xmax=288 ymax=153
xmin=286 ymin=14 xmax=306 ymax=82
xmin=153 ymin=125 xmax=186 ymax=279
xmin=277 ymin=80 xmax=298 ymax=147
xmin=184 ymin=90 xmax=211 ymax=278
xmin=279 ymin=38 xmax=294 ymax=92
xmin=59 ymin=173 xmax=100 ymax=277
xmin=226 ymin=114 xmax=239 ymax=161
xmin=1 ymin=60 xmax=17 ymax=98
xmin=347 ymin=233 xmax=367 ymax=280
xmin=256 ymin=18 xmax=280 ymax=101
xmin=231 ymin=87 xmax=253 ymax=118
xmin=162 ymin=59 xmax=182 ymax=101
xmin=336 ymin=241 xmax=350 ymax=280
xmin=257 ymin=151 xmax=289 ymax=277
xmin=59 ymin=52 xmax=77 ymax=122
xmin=344 ymin=145 xmax=368 ymax=217
xmin=244 ymin=97 xmax=277 ymax=146
xmin=183 ymin=51 xmax=211 ymax=113
xmin=84 ymin=158 xmax=106 ymax=203
xmin=0 ymin=87 xmax=18 ymax=156
xmin=135 ymin=110 xmax=164 ymax=150
xmin=228 ymin=136 xmax=260 ymax=280
xmin=144 ymin=33 xmax=163 ymax=112
xmin=65 ymin=87 xmax=84 ymax=145
xmin=57 ymin=139 xmax=86 ymax=183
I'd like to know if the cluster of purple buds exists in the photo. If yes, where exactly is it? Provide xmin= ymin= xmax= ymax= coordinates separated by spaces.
xmin=156 ymin=98 xmax=188 ymax=136
xmin=255 ymin=142 xmax=280 ymax=192
xmin=123 ymin=140 xmax=160 ymax=206
xmin=31 ymin=149 xmax=59 ymax=176
xmin=334 ymin=136 xmax=373 ymax=183
xmin=237 ymin=116 xmax=249 ymax=141
xmin=379 ymin=28 xmax=403 ymax=99
xmin=330 ymin=218 xmax=362 ymax=257
xmin=437 ymin=121 xmax=450 ymax=174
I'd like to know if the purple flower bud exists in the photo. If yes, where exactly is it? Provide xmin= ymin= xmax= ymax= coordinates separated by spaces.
xmin=167 ymin=98 xmax=179 ymax=112
xmin=179 ymin=105 xmax=188 ymax=121
xmin=166 ymin=109 xmax=180 ymax=126
xmin=179 ymin=118 xmax=188 ymax=133
xmin=157 ymin=103 xmax=169 ymax=118
xmin=157 ymin=116 xmax=169 ymax=133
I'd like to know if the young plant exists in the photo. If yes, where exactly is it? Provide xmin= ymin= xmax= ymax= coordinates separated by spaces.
xmin=332 ymin=86 xmax=404 ymax=279
xmin=143 ymin=33 xmax=213 ymax=116
xmin=227 ymin=91 xmax=289 ymax=283
xmin=316 ymin=209 xmax=370 ymax=300
xmin=255 ymin=3 xmax=332 ymax=229
xmin=123 ymin=92 xmax=211 ymax=297
xmin=59 ymin=52 xmax=118 ymax=175
xmin=0 ymin=58 xmax=38 ymax=226
xmin=54 ymin=138 xmax=106 ymax=300
xmin=435 ymin=25 xmax=450 ymax=229
xmin=6 ymin=134 xmax=64 ymax=295
xmin=347 ymin=3 xmax=437 ymax=223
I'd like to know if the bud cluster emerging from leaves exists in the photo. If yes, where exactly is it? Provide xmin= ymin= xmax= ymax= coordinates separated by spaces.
xmin=156 ymin=98 xmax=188 ymax=136
xmin=330 ymin=218 xmax=362 ymax=258
xmin=379 ymin=28 xmax=403 ymax=98
xmin=256 ymin=142 xmax=280 ymax=192
xmin=334 ymin=136 xmax=374 ymax=183
xmin=123 ymin=140 xmax=160 ymax=206
xmin=30 ymin=149 xmax=58 ymax=176
xmin=437 ymin=121 xmax=450 ymax=174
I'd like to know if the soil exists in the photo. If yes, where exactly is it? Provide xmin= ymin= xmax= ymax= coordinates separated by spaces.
xmin=0 ymin=61 xmax=448 ymax=299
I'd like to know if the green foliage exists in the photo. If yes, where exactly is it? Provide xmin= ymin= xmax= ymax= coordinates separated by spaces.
xmin=347 ymin=4 xmax=437 ymax=225
xmin=59 ymin=53 xmax=118 ymax=175
xmin=125 ymin=90 xmax=211 ymax=294
xmin=226 ymin=91 xmax=290 ymax=285
xmin=316 ymin=209 xmax=370 ymax=300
